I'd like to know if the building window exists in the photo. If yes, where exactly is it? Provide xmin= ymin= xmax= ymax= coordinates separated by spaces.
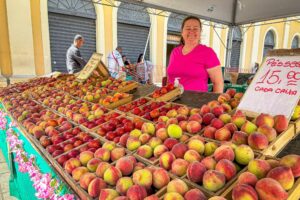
xmin=291 ymin=36 xmax=299 ymax=49
xmin=263 ymin=30 xmax=275 ymax=58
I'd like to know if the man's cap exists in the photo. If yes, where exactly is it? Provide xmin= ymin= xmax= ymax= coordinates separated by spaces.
xmin=74 ymin=34 xmax=83 ymax=41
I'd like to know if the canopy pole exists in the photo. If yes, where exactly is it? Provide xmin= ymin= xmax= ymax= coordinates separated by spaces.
xmin=224 ymin=26 xmax=233 ymax=80
xmin=142 ymin=22 xmax=151 ymax=62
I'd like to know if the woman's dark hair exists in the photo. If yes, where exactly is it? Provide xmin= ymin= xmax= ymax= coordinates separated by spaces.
xmin=179 ymin=16 xmax=202 ymax=45
xmin=137 ymin=53 xmax=143 ymax=63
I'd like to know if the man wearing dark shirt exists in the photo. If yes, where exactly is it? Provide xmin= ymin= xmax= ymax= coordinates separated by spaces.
xmin=66 ymin=34 xmax=87 ymax=74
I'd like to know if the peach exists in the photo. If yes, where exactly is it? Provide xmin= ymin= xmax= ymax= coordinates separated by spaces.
xmin=186 ymin=121 xmax=201 ymax=134
xmin=116 ymin=157 xmax=134 ymax=176
xmin=221 ymin=102 xmax=232 ymax=113
xmin=103 ymin=166 xmax=122 ymax=185
xmin=126 ymin=185 xmax=147 ymax=200
xmin=203 ymin=126 xmax=216 ymax=139
xmin=94 ymin=148 xmax=110 ymax=162
xmin=72 ymin=166 xmax=89 ymax=181
xmin=234 ymin=92 xmax=243 ymax=100
xmin=232 ymin=184 xmax=258 ymax=200
xmin=167 ymin=109 xmax=178 ymax=118
xmin=211 ymin=118 xmax=224 ymax=129
xmin=188 ymin=113 xmax=203 ymax=123
xmin=167 ymin=124 xmax=183 ymax=139
xmin=99 ymin=189 xmax=119 ymax=200
xmin=184 ymin=188 xmax=206 ymax=200
xmin=177 ymin=106 xmax=190 ymax=115
xmin=88 ymin=177 xmax=107 ymax=198
xmin=187 ymin=139 xmax=205 ymax=154
xmin=164 ymin=138 xmax=179 ymax=150
xmin=274 ymin=115 xmax=289 ymax=133
xmin=142 ymin=122 xmax=155 ymax=135
xmin=171 ymin=143 xmax=188 ymax=158
xmin=116 ymin=177 xmax=133 ymax=195
xmin=234 ymin=144 xmax=254 ymax=165
xmin=219 ymin=113 xmax=231 ymax=124
xmin=79 ymin=172 xmax=96 ymax=190
xmin=167 ymin=179 xmax=188 ymax=195
xmin=184 ymin=149 xmax=201 ymax=163
xmin=187 ymin=161 xmax=206 ymax=183
xmin=218 ymin=93 xmax=231 ymax=103
xmin=255 ymin=113 xmax=274 ymax=128
xmin=201 ymin=156 xmax=217 ymax=170
xmin=200 ymin=104 xmax=211 ymax=115
xmin=137 ymin=145 xmax=153 ymax=159
xmin=248 ymin=159 xmax=271 ymax=179
xmin=255 ymin=178 xmax=288 ymax=200
xmin=133 ymin=169 xmax=153 ymax=188
xmin=111 ymin=147 xmax=125 ymax=161
xmin=158 ymin=116 xmax=169 ymax=123
xmin=87 ymin=158 xmax=101 ymax=172
xmin=280 ymin=154 xmax=300 ymax=177
xmin=232 ymin=131 xmax=248 ymax=145
xmin=214 ymin=145 xmax=234 ymax=162
xmin=212 ymin=105 xmax=224 ymax=117
xmin=292 ymin=105 xmax=300 ymax=120
xmin=95 ymin=162 xmax=110 ymax=178
xmin=153 ymin=168 xmax=170 ymax=189
xmin=257 ymin=125 xmax=277 ymax=142
xmin=102 ymin=141 xmax=116 ymax=151
xmin=159 ymin=152 xmax=176 ymax=170
xmin=64 ymin=158 xmax=81 ymax=174
xmin=139 ymin=133 xmax=151 ymax=144
xmin=241 ymin=120 xmax=257 ymax=135
xmin=130 ymin=129 xmax=142 ymax=138
xmin=248 ymin=132 xmax=268 ymax=150
xmin=148 ymin=137 xmax=162 ymax=149
xmin=231 ymin=110 xmax=246 ymax=128
xmin=214 ymin=127 xmax=231 ymax=141
xmin=166 ymin=118 xmax=179 ymax=126
xmin=237 ymin=172 xmax=258 ymax=186
xmin=164 ymin=193 xmax=184 ymax=200
xmin=156 ymin=128 xmax=168 ymax=141
xmin=126 ymin=136 xmax=141 ymax=151
xmin=203 ymin=170 xmax=226 ymax=192
xmin=144 ymin=195 xmax=159 ymax=200
xmin=79 ymin=151 xmax=94 ymax=166
xmin=153 ymin=145 xmax=169 ymax=158
xmin=226 ymin=88 xmax=236 ymax=97
xmin=224 ymin=123 xmax=238 ymax=134
xmin=267 ymin=166 xmax=294 ymax=190
xmin=204 ymin=142 xmax=218 ymax=156
xmin=119 ymin=133 xmax=129 ymax=147
xmin=202 ymin=113 xmax=216 ymax=125
xmin=178 ymin=121 xmax=188 ymax=132
xmin=114 ymin=196 xmax=129 ymax=200
xmin=171 ymin=158 xmax=189 ymax=177
xmin=215 ymin=159 xmax=236 ymax=181
xmin=179 ymin=134 xmax=189 ymax=143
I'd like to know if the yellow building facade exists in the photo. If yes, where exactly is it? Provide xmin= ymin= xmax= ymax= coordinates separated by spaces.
xmin=0 ymin=0 xmax=299 ymax=84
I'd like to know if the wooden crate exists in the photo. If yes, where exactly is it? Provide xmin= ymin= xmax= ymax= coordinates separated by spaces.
xmin=115 ymin=81 xmax=139 ymax=93
xmin=101 ymin=95 xmax=133 ymax=109
xmin=149 ymin=87 xmax=181 ymax=102
xmin=291 ymin=118 xmax=300 ymax=135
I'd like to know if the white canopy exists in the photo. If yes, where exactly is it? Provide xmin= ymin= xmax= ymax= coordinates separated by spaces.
xmin=122 ymin=0 xmax=300 ymax=25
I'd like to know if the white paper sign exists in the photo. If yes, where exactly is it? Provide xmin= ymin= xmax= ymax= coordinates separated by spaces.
xmin=238 ymin=56 xmax=300 ymax=119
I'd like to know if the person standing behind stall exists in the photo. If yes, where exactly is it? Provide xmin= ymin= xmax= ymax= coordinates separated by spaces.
xmin=66 ymin=34 xmax=87 ymax=74
xmin=167 ymin=16 xmax=224 ymax=93
xmin=137 ymin=53 xmax=153 ymax=84
xmin=107 ymin=46 xmax=125 ymax=78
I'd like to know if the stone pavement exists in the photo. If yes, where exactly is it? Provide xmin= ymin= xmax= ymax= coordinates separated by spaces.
xmin=0 ymin=150 xmax=17 ymax=200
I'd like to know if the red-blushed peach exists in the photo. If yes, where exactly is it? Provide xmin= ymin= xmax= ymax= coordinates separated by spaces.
xmin=231 ymin=110 xmax=246 ymax=128
xmin=241 ymin=120 xmax=257 ymax=135
xmin=177 ymin=106 xmax=190 ymax=115
xmin=139 ymin=133 xmax=151 ymax=144
xmin=132 ymin=169 xmax=153 ymax=189
xmin=234 ymin=92 xmax=243 ymax=100
xmin=248 ymin=132 xmax=268 ymax=150
xmin=133 ymin=162 xmax=145 ymax=172
xmin=167 ymin=124 xmax=183 ymax=139
xmin=179 ymin=134 xmax=190 ymax=143
xmin=257 ymin=125 xmax=277 ymax=142
xmin=203 ymin=126 xmax=216 ymax=139
xmin=184 ymin=188 xmax=207 ymax=200
xmin=219 ymin=113 xmax=231 ymax=124
xmin=213 ymin=145 xmax=234 ymax=162
xmin=280 ymin=154 xmax=300 ymax=177
xmin=255 ymin=178 xmax=288 ymax=200
xmin=144 ymin=195 xmax=159 ymax=200
xmin=232 ymin=131 xmax=248 ymax=145
xmin=234 ymin=144 xmax=254 ymax=165
xmin=137 ymin=145 xmax=153 ymax=159
xmin=184 ymin=149 xmax=201 ymax=163
xmin=201 ymin=156 xmax=217 ymax=170
xmin=116 ymin=177 xmax=133 ymax=195
xmin=126 ymin=185 xmax=147 ymax=200
xmin=102 ymin=141 xmax=116 ymax=151
xmin=79 ymin=151 xmax=94 ymax=166
xmin=148 ymin=137 xmax=162 ymax=149
xmin=200 ymin=104 xmax=211 ymax=116
xmin=153 ymin=168 xmax=170 ymax=189
xmin=186 ymin=121 xmax=201 ymax=134
xmin=166 ymin=118 xmax=179 ymax=126
xmin=255 ymin=113 xmax=274 ymax=128
xmin=237 ymin=172 xmax=258 ymax=186
xmin=142 ymin=122 xmax=155 ymax=135
xmin=214 ymin=127 xmax=232 ymax=141
xmin=126 ymin=136 xmax=141 ymax=151
xmin=167 ymin=179 xmax=188 ymax=195
xmin=156 ymin=128 xmax=168 ymax=141
xmin=274 ymin=115 xmax=289 ymax=133
xmin=212 ymin=105 xmax=224 ymax=117
xmin=204 ymin=142 xmax=218 ymax=156
xmin=232 ymin=183 xmax=258 ymax=200
xmin=202 ymin=113 xmax=216 ymax=125
xmin=248 ymin=159 xmax=271 ymax=179
xmin=159 ymin=152 xmax=176 ymax=170
xmin=116 ymin=157 xmax=134 ymax=176
xmin=215 ymin=159 xmax=236 ymax=181
xmin=164 ymin=192 xmax=184 ymax=200
xmin=64 ymin=158 xmax=81 ymax=174
xmin=187 ymin=139 xmax=205 ymax=154
xmin=87 ymin=177 xmax=107 ymax=197
xmin=171 ymin=158 xmax=189 ymax=177
xmin=164 ymin=138 xmax=179 ymax=150
xmin=95 ymin=162 xmax=110 ymax=178
xmin=203 ymin=170 xmax=226 ymax=192
xmin=87 ymin=158 xmax=101 ymax=172
xmin=154 ymin=144 xmax=169 ymax=158
xmin=94 ymin=148 xmax=110 ymax=162
xmin=218 ymin=93 xmax=231 ymax=103
xmin=224 ymin=123 xmax=238 ymax=134
xmin=79 ymin=172 xmax=96 ymax=190
xmin=171 ymin=143 xmax=188 ymax=159
xmin=111 ymin=147 xmax=125 ymax=161
xmin=211 ymin=118 xmax=225 ymax=129
xmin=221 ymin=102 xmax=233 ymax=113
xmin=188 ymin=113 xmax=203 ymax=123
xmin=103 ymin=166 xmax=122 ymax=185
xmin=166 ymin=109 xmax=178 ymax=118
xmin=119 ymin=133 xmax=129 ymax=147
xmin=99 ymin=189 xmax=119 ymax=200
xmin=72 ymin=166 xmax=89 ymax=181
xmin=267 ymin=166 xmax=295 ymax=190
xmin=187 ymin=161 xmax=206 ymax=183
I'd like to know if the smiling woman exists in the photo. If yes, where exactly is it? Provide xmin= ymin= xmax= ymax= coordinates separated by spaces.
xmin=167 ymin=16 xmax=224 ymax=93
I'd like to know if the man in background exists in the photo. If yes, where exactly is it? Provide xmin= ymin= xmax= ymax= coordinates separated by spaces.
xmin=66 ymin=34 xmax=87 ymax=74
xmin=107 ymin=46 xmax=124 ymax=78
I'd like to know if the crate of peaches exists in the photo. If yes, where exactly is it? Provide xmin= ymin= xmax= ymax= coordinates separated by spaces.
xmin=148 ymin=83 xmax=181 ymax=102
xmin=117 ymin=97 xmax=151 ymax=113
xmin=127 ymin=101 xmax=166 ymax=119
xmin=99 ymin=77 xmax=138 ymax=93
xmin=99 ymin=92 xmax=133 ymax=109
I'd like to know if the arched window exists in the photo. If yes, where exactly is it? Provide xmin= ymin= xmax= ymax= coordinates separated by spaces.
xmin=229 ymin=27 xmax=242 ymax=68
xmin=263 ymin=30 xmax=275 ymax=58
xmin=291 ymin=36 xmax=299 ymax=49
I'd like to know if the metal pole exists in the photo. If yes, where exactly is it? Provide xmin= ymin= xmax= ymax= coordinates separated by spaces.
xmin=142 ymin=23 xmax=151 ymax=62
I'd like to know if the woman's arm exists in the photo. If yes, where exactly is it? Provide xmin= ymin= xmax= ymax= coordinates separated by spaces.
xmin=207 ymin=66 xmax=224 ymax=93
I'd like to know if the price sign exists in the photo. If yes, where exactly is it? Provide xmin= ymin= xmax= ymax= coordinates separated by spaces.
xmin=76 ymin=53 xmax=103 ymax=81
xmin=237 ymin=56 xmax=300 ymax=119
